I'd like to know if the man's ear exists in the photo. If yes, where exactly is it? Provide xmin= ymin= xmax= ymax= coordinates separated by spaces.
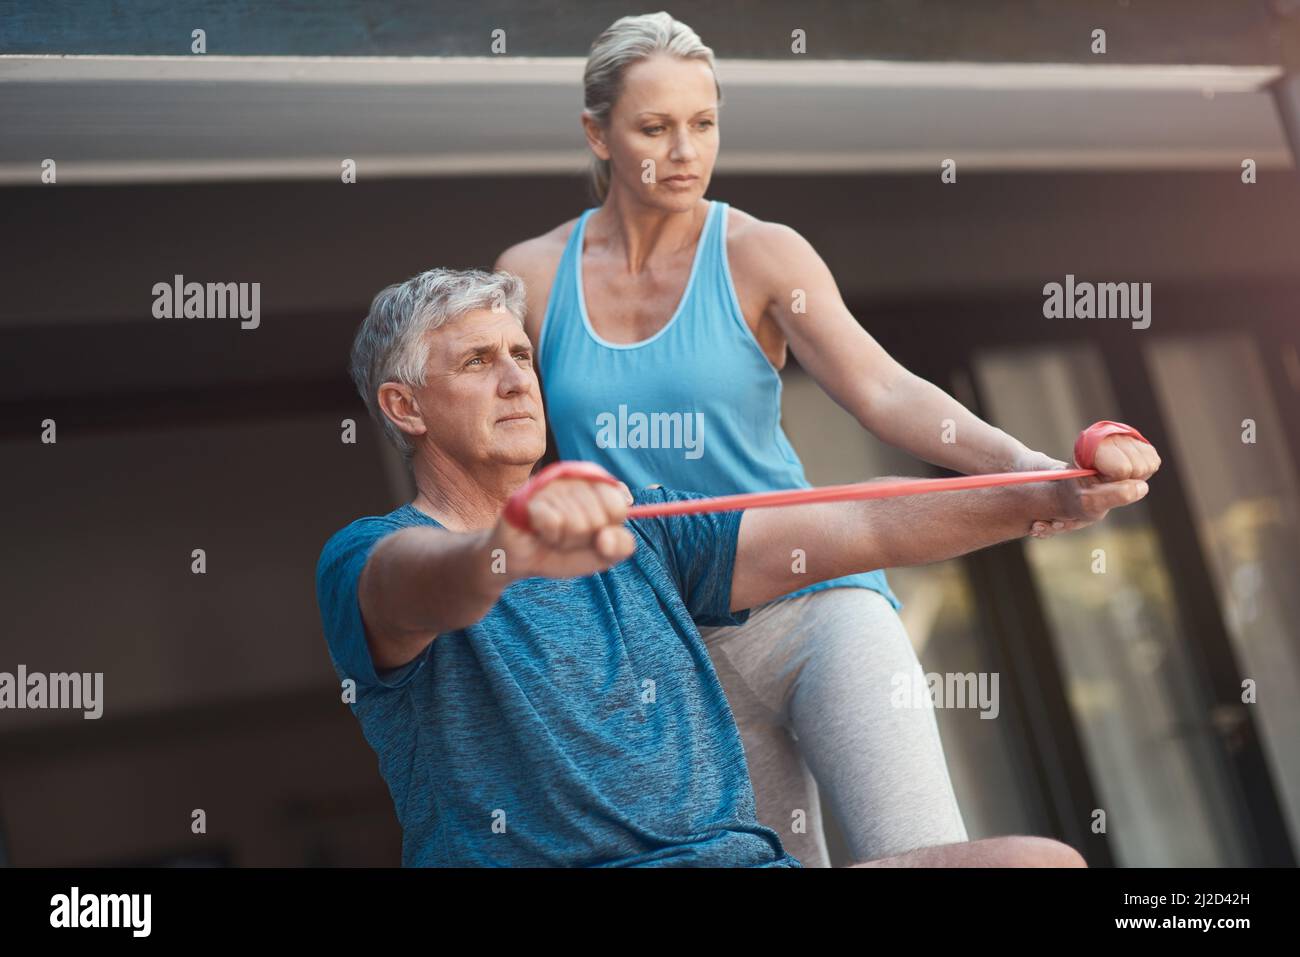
xmin=376 ymin=382 xmax=428 ymax=441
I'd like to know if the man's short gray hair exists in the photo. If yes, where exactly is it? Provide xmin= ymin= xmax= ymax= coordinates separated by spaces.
xmin=350 ymin=267 xmax=527 ymax=459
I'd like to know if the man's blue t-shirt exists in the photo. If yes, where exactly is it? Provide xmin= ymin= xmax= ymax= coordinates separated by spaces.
xmin=315 ymin=486 xmax=802 ymax=868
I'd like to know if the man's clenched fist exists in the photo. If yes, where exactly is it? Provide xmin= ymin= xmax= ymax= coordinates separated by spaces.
xmin=1090 ymin=432 xmax=1162 ymax=481
xmin=1030 ymin=432 xmax=1162 ymax=538
xmin=492 ymin=468 xmax=637 ymax=581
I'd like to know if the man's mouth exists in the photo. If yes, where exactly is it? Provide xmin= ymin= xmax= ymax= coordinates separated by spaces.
xmin=497 ymin=413 xmax=533 ymax=423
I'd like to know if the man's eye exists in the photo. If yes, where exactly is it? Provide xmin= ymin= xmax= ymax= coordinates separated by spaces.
xmin=514 ymin=352 xmax=532 ymax=362
xmin=643 ymin=126 xmax=664 ymax=135
xmin=466 ymin=357 xmax=484 ymax=366
xmin=698 ymin=119 xmax=714 ymax=129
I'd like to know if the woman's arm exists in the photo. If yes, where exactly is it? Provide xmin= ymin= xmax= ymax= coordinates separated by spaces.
xmin=738 ymin=219 xmax=1057 ymax=476
xmin=731 ymin=471 xmax=1151 ymax=612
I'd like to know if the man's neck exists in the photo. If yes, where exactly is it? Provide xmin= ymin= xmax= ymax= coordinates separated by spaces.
xmin=409 ymin=450 xmax=534 ymax=531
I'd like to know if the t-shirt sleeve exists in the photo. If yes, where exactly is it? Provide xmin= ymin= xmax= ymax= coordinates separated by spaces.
xmin=315 ymin=516 xmax=434 ymax=692
xmin=628 ymin=487 xmax=752 ymax=628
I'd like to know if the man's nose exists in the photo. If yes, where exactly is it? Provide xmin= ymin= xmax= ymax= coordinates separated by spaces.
xmin=499 ymin=357 xmax=533 ymax=394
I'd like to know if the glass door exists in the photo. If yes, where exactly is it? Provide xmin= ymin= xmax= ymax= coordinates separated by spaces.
xmin=974 ymin=343 xmax=1252 ymax=865
xmin=1145 ymin=333 xmax=1300 ymax=852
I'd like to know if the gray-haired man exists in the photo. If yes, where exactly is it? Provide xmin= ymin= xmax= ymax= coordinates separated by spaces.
xmin=315 ymin=267 xmax=1157 ymax=867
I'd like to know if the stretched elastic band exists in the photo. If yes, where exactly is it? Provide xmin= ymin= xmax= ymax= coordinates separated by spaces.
xmin=503 ymin=460 xmax=623 ymax=531
xmin=1073 ymin=420 xmax=1151 ymax=471
xmin=624 ymin=467 xmax=1096 ymax=521
xmin=505 ymin=420 xmax=1148 ymax=527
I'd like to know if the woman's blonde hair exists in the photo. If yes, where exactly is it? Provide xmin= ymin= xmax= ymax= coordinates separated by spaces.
xmin=583 ymin=12 xmax=722 ymax=203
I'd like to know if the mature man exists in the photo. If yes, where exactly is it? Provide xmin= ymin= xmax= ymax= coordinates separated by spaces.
xmin=316 ymin=267 xmax=1159 ymax=868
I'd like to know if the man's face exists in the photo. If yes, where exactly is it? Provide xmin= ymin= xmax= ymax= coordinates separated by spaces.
xmin=412 ymin=308 xmax=547 ymax=468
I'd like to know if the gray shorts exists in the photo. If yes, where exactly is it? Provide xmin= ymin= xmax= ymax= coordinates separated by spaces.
xmin=698 ymin=587 xmax=969 ymax=867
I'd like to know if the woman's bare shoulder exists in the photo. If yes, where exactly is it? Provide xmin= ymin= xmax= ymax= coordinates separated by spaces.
xmin=722 ymin=204 xmax=809 ymax=282
xmin=722 ymin=204 xmax=804 ymax=250
xmin=494 ymin=216 xmax=581 ymax=277
xmin=494 ymin=216 xmax=582 ymax=340
xmin=721 ymin=202 xmax=764 ymax=233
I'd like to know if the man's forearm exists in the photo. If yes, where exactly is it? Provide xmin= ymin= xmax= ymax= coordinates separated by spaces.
xmin=731 ymin=478 xmax=1061 ymax=611
xmin=359 ymin=526 xmax=507 ymax=669
xmin=839 ymin=480 xmax=1057 ymax=572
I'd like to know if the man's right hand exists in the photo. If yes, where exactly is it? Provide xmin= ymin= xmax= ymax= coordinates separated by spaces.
xmin=1050 ymin=473 xmax=1150 ymax=531
xmin=1041 ymin=428 xmax=1158 ymax=533
xmin=490 ymin=471 xmax=637 ymax=581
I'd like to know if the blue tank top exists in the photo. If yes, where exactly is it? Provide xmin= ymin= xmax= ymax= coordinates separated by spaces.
xmin=539 ymin=199 xmax=899 ymax=610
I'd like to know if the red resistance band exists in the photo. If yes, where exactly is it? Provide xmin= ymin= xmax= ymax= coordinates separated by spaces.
xmin=502 ymin=461 xmax=625 ymax=532
xmin=1073 ymin=420 xmax=1150 ymax=475
xmin=504 ymin=420 xmax=1151 ymax=531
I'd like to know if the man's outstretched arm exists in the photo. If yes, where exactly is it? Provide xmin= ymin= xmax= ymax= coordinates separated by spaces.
xmin=728 ymin=474 xmax=1149 ymax=613
xmin=359 ymin=480 xmax=637 ymax=671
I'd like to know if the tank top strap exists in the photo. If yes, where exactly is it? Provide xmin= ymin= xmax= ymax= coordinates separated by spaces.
xmin=687 ymin=199 xmax=753 ymax=347
xmin=538 ymin=206 xmax=598 ymax=373
xmin=542 ymin=200 xmax=734 ymax=371
xmin=704 ymin=198 xmax=727 ymax=254
xmin=703 ymin=199 xmax=732 ymax=300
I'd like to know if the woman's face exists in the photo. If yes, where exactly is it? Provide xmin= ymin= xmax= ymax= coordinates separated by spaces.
xmin=587 ymin=53 xmax=719 ymax=210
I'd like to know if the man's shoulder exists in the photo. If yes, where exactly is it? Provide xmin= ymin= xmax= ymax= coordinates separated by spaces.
xmin=316 ymin=504 xmax=427 ymax=574
xmin=628 ymin=486 xmax=708 ymax=507
xmin=625 ymin=487 xmax=731 ymax=558
xmin=328 ymin=503 xmax=424 ymax=540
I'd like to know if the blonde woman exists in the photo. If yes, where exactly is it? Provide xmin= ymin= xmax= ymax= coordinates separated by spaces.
xmin=494 ymin=12 xmax=1156 ymax=866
